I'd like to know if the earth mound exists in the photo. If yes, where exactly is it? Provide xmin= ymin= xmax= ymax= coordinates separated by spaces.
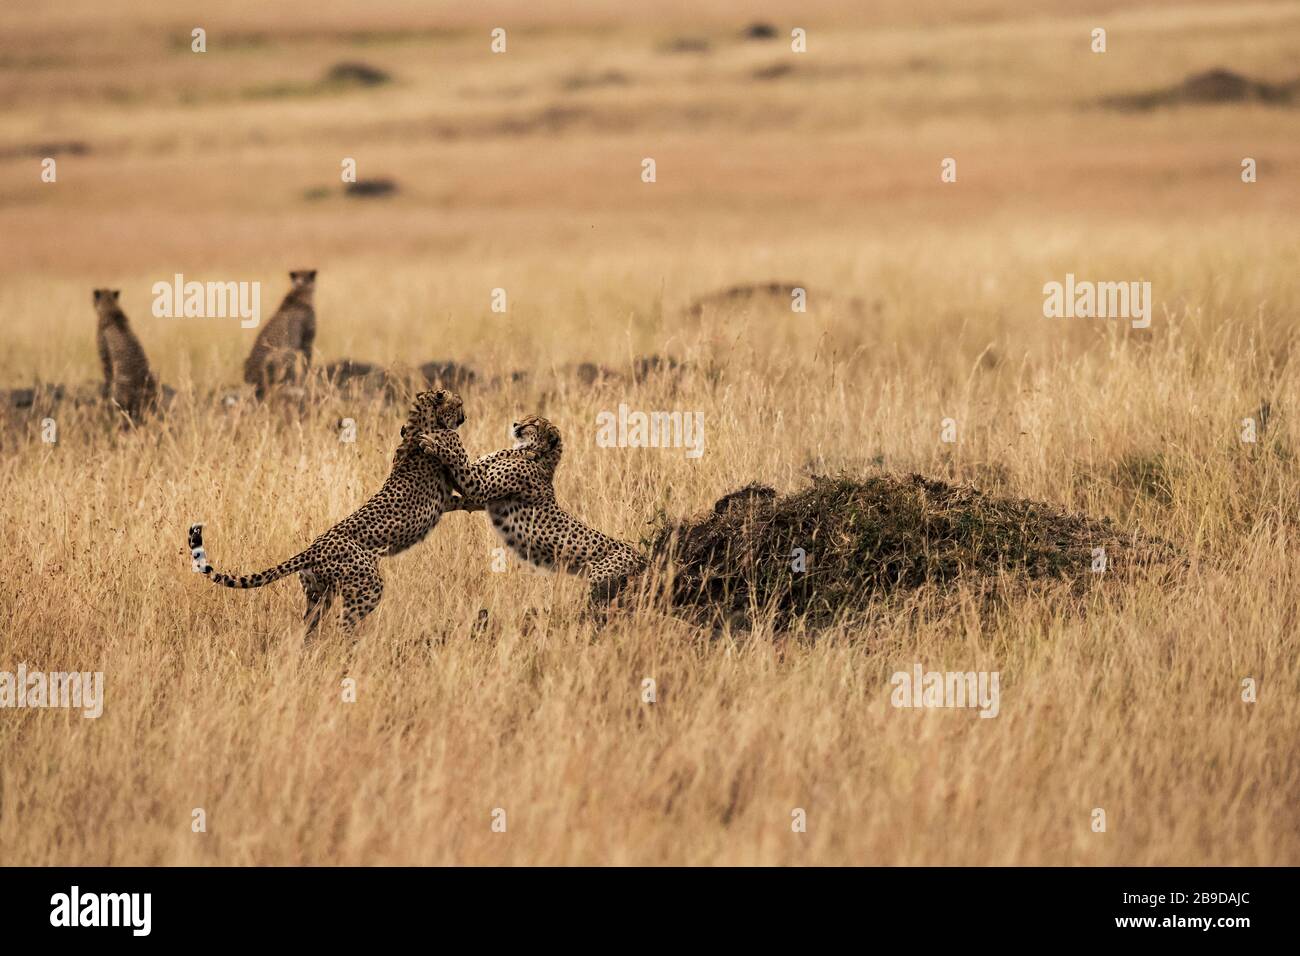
xmin=687 ymin=281 xmax=806 ymax=317
xmin=645 ymin=475 xmax=1178 ymax=630
xmin=1103 ymin=68 xmax=1297 ymax=110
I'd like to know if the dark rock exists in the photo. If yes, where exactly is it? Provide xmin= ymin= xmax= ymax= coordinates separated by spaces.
xmin=419 ymin=361 xmax=477 ymax=389
xmin=570 ymin=362 xmax=621 ymax=386
xmin=324 ymin=359 xmax=379 ymax=386
xmin=325 ymin=62 xmax=392 ymax=87
xmin=344 ymin=178 xmax=399 ymax=198
xmin=632 ymin=354 xmax=685 ymax=382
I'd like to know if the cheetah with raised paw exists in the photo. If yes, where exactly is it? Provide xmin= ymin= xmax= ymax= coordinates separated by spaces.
xmin=243 ymin=269 xmax=317 ymax=400
xmin=189 ymin=388 xmax=467 ymax=634
xmin=94 ymin=289 xmax=159 ymax=423
xmin=419 ymin=416 xmax=647 ymax=606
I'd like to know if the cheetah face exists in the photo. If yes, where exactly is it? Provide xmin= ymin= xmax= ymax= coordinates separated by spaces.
xmin=289 ymin=269 xmax=317 ymax=289
xmin=511 ymin=416 xmax=561 ymax=454
xmin=410 ymin=388 xmax=466 ymax=435
xmin=92 ymin=289 xmax=121 ymax=313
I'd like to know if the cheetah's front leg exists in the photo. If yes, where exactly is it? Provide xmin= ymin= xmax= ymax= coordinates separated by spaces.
xmin=418 ymin=431 xmax=547 ymax=503
xmin=417 ymin=430 xmax=468 ymax=467
xmin=587 ymin=549 xmax=648 ymax=608
xmin=446 ymin=494 xmax=486 ymax=513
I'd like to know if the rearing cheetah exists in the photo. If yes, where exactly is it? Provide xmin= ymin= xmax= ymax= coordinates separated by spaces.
xmin=189 ymin=388 xmax=467 ymax=633
xmin=418 ymin=416 xmax=647 ymax=604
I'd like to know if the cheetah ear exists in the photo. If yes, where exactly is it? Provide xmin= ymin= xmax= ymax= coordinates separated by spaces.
xmin=111 ymin=290 xmax=121 ymax=303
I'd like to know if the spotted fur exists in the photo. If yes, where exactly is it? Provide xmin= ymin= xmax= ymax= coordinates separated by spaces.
xmin=94 ymin=289 xmax=159 ymax=423
xmin=189 ymin=389 xmax=466 ymax=633
xmin=243 ymin=269 xmax=317 ymax=399
xmin=419 ymin=416 xmax=646 ymax=604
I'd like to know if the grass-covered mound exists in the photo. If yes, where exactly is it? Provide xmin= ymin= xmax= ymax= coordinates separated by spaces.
xmin=645 ymin=475 xmax=1178 ymax=630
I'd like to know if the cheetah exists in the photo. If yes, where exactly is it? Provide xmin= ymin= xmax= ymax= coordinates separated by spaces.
xmin=189 ymin=388 xmax=468 ymax=634
xmin=243 ymin=269 xmax=317 ymax=399
xmin=418 ymin=415 xmax=647 ymax=605
xmin=94 ymin=288 xmax=159 ymax=423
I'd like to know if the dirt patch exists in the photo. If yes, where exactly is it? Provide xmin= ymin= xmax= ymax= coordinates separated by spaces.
xmin=0 ymin=140 xmax=89 ymax=160
xmin=561 ymin=70 xmax=630 ymax=92
xmin=1103 ymin=68 xmax=1298 ymax=110
xmin=660 ymin=37 xmax=711 ymax=55
xmin=753 ymin=63 xmax=795 ymax=81
xmin=688 ymin=281 xmax=806 ymax=317
xmin=5 ymin=384 xmax=65 ymax=410
xmin=644 ymin=475 xmax=1178 ymax=630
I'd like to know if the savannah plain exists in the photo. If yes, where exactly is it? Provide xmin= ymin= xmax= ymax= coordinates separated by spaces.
xmin=1 ymin=0 xmax=1298 ymax=865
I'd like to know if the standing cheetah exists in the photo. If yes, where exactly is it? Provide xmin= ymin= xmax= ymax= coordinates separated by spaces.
xmin=94 ymin=289 xmax=159 ymax=423
xmin=243 ymin=269 xmax=316 ymax=399
xmin=189 ymin=389 xmax=468 ymax=633
xmin=418 ymin=416 xmax=647 ymax=605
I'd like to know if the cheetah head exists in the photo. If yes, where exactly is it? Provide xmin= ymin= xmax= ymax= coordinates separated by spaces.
xmin=92 ymin=289 xmax=121 ymax=315
xmin=406 ymin=388 xmax=465 ymax=439
xmin=511 ymin=415 xmax=562 ymax=467
xmin=289 ymin=269 xmax=317 ymax=289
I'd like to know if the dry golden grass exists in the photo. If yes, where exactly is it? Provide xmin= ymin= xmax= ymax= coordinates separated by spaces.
xmin=1 ymin=1 xmax=1299 ymax=865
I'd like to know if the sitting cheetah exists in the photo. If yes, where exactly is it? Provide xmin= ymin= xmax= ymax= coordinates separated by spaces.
xmin=418 ymin=416 xmax=647 ymax=605
xmin=94 ymin=289 xmax=159 ymax=422
xmin=189 ymin=388 xmax=467 ymax=633
xmin=243 ymin=269 xmax=316 ymax=400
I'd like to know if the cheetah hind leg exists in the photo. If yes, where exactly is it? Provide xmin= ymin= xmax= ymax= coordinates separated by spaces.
xmin=338 ymin=561 xmax=385 ymax=635
xmin=300 ymin=571 xmax=335 ymax=638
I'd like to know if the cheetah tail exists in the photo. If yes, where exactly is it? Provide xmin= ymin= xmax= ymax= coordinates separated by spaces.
xmin=188 ymin=523 xmax=312 ymax=589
